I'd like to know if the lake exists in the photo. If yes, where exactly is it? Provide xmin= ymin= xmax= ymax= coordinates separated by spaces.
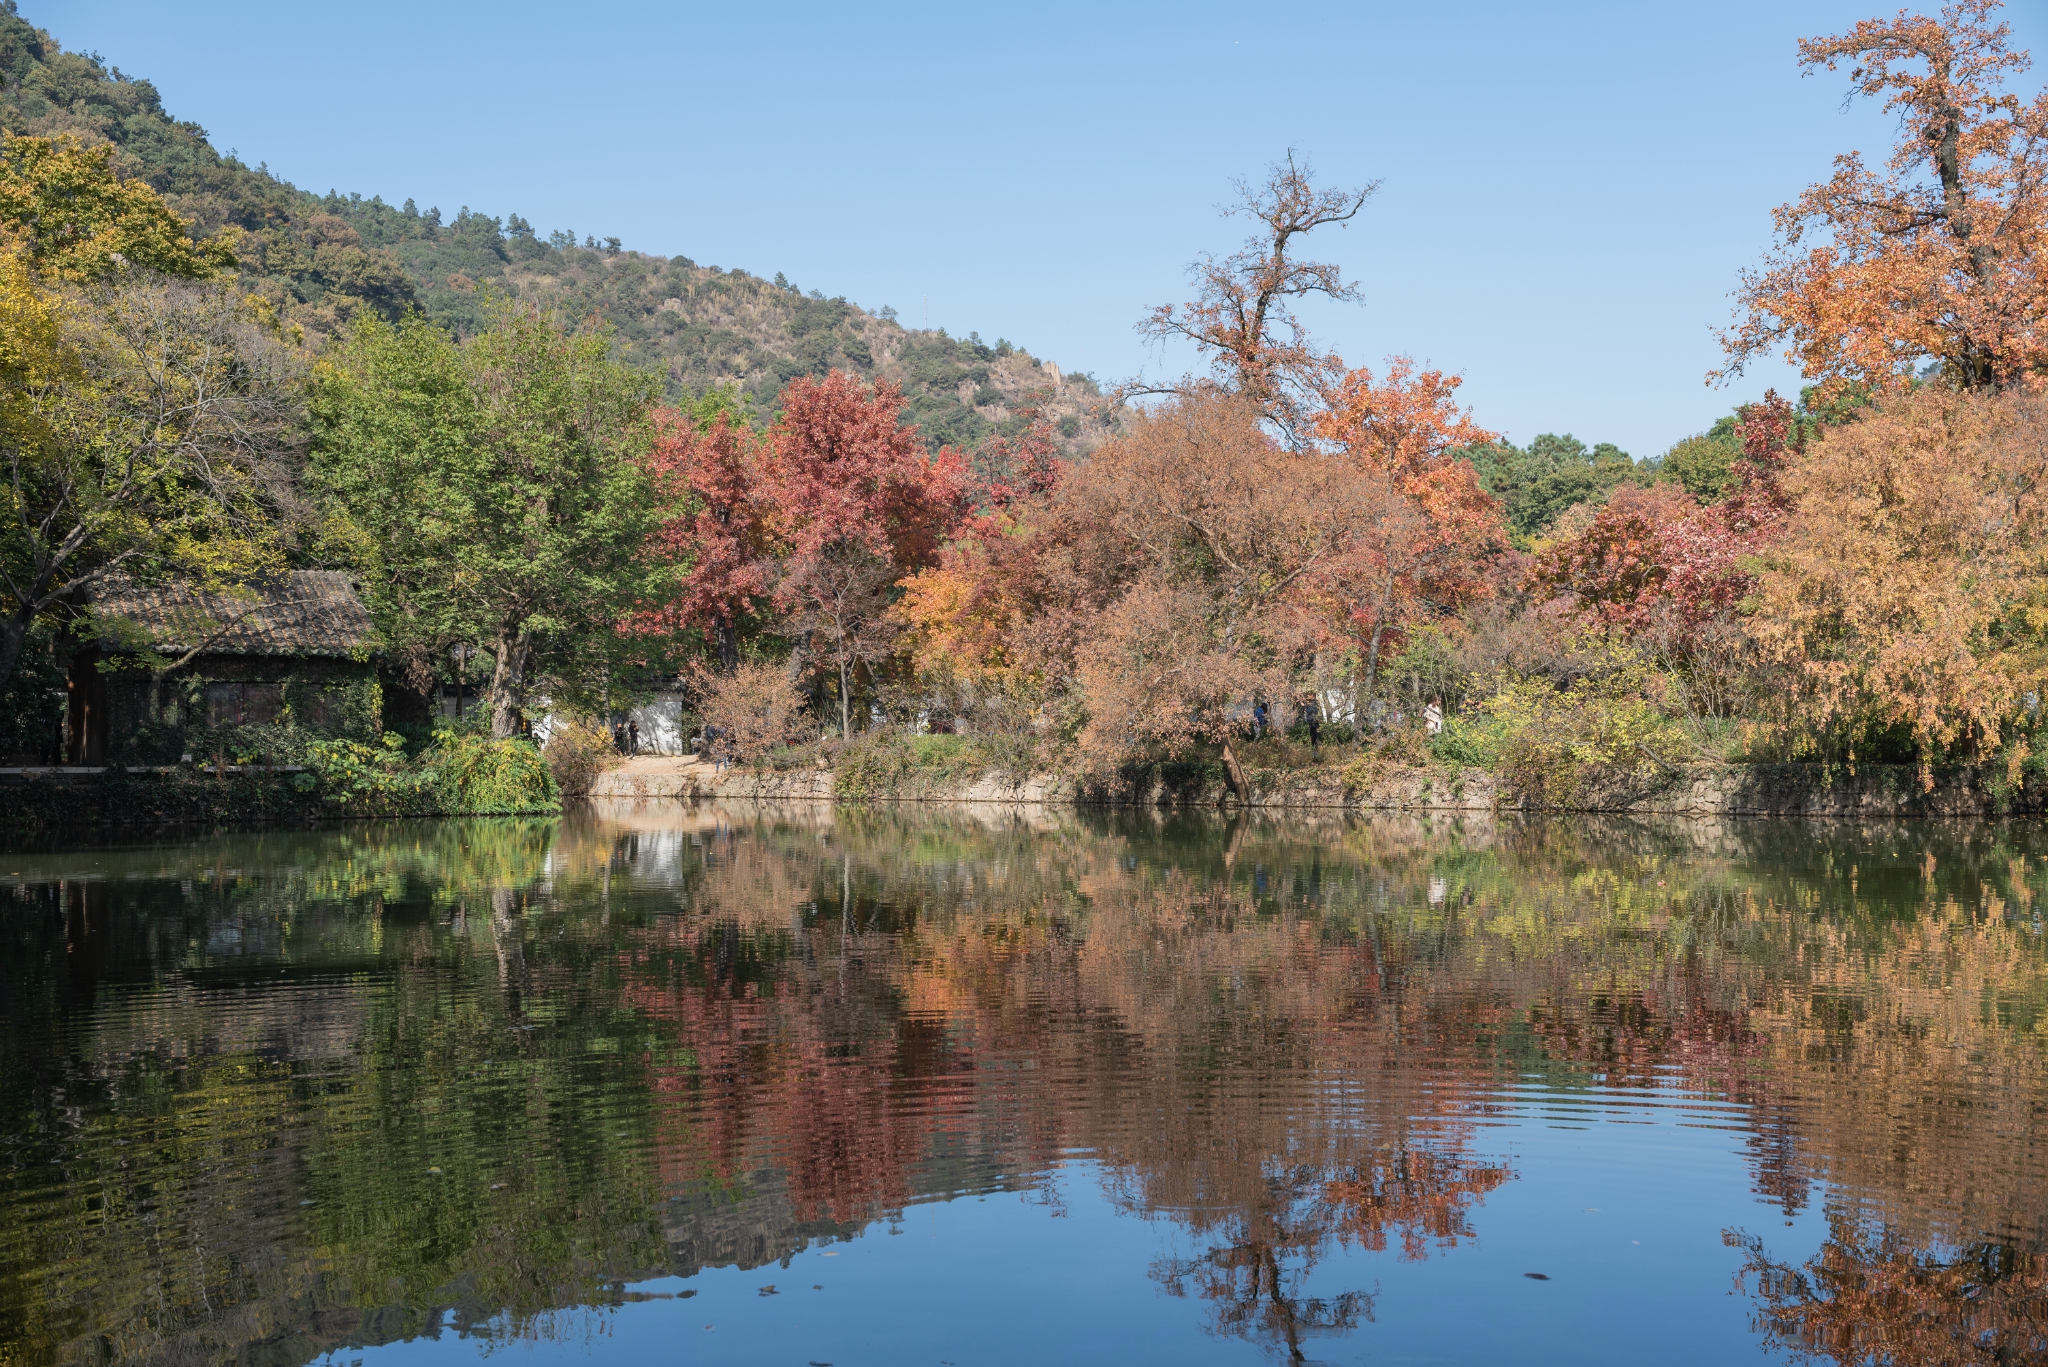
xmin=1 ymin=803 xmax=2044 ymax=1366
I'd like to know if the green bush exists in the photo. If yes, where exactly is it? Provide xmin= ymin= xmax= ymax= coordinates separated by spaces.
xmin=1428 ymin=715 xmax=1503 ymax=768
xmin=306 ymin=734 xmax=433 ymax=813
xmin=306 ymin=729 xmax=557 ymax=814
xmin=1480 ymin=642 xmax=1692 ymax=806
xmin=427 ymin=730 xmax=558 ymax=814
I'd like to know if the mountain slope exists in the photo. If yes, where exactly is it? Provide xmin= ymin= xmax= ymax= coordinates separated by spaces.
xmin=0 ymin=3 xmax=1111 ymax=453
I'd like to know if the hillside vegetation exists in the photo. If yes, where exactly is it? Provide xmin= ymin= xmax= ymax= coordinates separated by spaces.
xmin=0 ymin=2 xmax=1110 ymax=452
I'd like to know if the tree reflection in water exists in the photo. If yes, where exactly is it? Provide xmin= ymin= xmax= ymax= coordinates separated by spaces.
xmin=1731 ymin=1221 xmax=2048 ymax=1366
xmin=0 ymin=805 xmax=2045 ymax=1366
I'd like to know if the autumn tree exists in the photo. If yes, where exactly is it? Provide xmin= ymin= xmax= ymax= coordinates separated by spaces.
xmin=0 ymin=264 xmax=302 ymax=697
xmin=1745 ymin=384 xmax=2048 ymax=775
xmin=1314 ymin=357 xmax=1495 ymax=476
xmin=1063 ymin=395 xmax=1418 ymax=792
xmin=1528 ymin=392 xmax=1800 ymax=722
xmin=0 ymin=133 xmax=292 ymax=698
xmin=764 ymin=372 xmax=967 ymax=731
xmin=1312 ymin=358 xmax=1506 ymax=703
xmin=0 ymin=133 xmax=236 ymax=281
xmin=1720 ymin=0 xmax=2048 ymax=391
xmin=1137 ymin=151 xmax=1376 ymax=442
xmin=633 ymin=397 xmax=775 ymax=673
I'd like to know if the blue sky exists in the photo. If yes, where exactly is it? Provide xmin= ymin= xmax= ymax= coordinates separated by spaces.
xmin=36 ymin=0 xmax=2048 ymax=458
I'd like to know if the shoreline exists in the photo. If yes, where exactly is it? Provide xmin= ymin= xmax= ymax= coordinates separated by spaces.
xmin=5 ymin=754 xmax=2042 ymax=836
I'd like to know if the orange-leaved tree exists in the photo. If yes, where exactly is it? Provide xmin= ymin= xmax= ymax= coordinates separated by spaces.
xmin=1062 ymin=396 xmax=1415 ymax=792
xmin=1719 ymin=0 xmax=2048 ymax=392
xmin=1312 ymin=357 xmax=1507 ymax=701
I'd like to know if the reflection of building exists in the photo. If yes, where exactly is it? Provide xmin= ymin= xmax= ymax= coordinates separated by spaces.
xmin=65 ymin=572 xmax=378 ymax=763
xmin=663 ymin=1171 xmax=866 ymax=1276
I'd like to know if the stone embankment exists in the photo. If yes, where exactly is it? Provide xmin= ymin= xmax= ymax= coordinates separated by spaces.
xmin=583 ymin=756 xmax=2047 ymax=818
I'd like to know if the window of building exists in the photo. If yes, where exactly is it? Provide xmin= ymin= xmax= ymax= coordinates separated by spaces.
xmin=203 ymin=682 xmax=285 ymax=727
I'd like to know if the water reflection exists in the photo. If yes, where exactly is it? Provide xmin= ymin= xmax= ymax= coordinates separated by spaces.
xmin=0 ymin=806 xmax=2044 ymax=1365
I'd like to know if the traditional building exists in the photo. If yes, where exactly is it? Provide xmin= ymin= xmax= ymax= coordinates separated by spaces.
xmin=66 ymin=571 xmax=380 ymax=764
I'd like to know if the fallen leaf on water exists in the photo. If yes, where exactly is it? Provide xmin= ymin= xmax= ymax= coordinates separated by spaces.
xmin=1524 ymin=1273 xmax=1550 ymax=1280
xmin=758 ymin=1285 xmax=778 ymax=1296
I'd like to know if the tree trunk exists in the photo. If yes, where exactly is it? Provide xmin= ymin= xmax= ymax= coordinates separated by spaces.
xmin=838 ymin=658 xmax=850 ymax=738
xmin=1220 ymin=736 xmax=1251 ymax=806
xmin=1362 ymin=577 xmax=1396 ymax=715
xmin=489 ymin=631 xmax=532 ymax=739
xmin=0 ymin=611 xmax=27 ymax=701
xmin=1363 ymin=622 xmax=1387 ymax=709
xmin=716 ymin=622 xmax=739 ymax=674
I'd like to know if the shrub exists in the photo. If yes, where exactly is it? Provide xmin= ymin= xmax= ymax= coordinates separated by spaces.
xmin=832 ymin=730 xmax=1020 ymax=799
xmin=1428 ymin=715 xmax=1503 ymax=768
xmin=1339 ymin=752 xmax=1380 ymax=797
xmin=543 ymin=721 xmax=619 ymax=795
xmin=426 ymin=730 xmax=558 ymax=814
xmin=701 ymin=662 xmax=809 ymax=764
xmin=306 ymin=734 xmax=432 ymax=813
xmin=1480 ymin=642 xmax=1692 ymax=806
xmin=305 ymin=730 xmax=558 ymax=814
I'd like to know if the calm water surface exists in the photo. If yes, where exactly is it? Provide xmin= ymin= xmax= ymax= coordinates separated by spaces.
xmin=2 ymin=804 xmax=2045 ymax=1366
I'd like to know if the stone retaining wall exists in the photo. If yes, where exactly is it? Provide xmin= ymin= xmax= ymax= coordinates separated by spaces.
xmin=583 ymin=758 xmax=2046 ymax=818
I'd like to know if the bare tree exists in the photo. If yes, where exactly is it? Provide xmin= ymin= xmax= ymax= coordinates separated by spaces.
xmin=1135 ymin=151 xmax=1377 ymax=444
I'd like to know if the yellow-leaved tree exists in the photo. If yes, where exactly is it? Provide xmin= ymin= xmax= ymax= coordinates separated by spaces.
xmin=0 ymin=133 xmax=236 ymax=281
xmin=1749 ymin=385 xmax=2048 ymax=778
xmin=0 ymin=134 xmax=296 ymax=697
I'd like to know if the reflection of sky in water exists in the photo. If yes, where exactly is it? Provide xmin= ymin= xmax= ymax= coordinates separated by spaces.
xmin=343 ymin=1121 xmax=1819 ymax=1367
xmin=2 ymin=807 xmax=2044 ymax=1366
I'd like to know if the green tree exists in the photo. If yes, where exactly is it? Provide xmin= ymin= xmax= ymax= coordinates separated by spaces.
xmin=1657 ymin=419 xmax=1740 ymax=502
xmin=1466 ymin=433 xmax=1641 ymax=541
xmin=311 ymin=301 xmax=660 ymax=736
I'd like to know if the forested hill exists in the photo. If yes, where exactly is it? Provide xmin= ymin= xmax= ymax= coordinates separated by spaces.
xmin=0 ymin=3 xmax=1111 ymax=453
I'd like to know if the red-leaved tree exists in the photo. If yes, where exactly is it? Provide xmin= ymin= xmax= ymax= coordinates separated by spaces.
xmin=766 ymin=373 xmax=969 ymax=731
xmin=634 ymin=406 xmax=777 ymax=670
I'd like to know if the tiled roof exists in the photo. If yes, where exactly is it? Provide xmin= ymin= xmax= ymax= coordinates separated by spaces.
xmin=92 ymin=571 xmax=375 ymax=658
